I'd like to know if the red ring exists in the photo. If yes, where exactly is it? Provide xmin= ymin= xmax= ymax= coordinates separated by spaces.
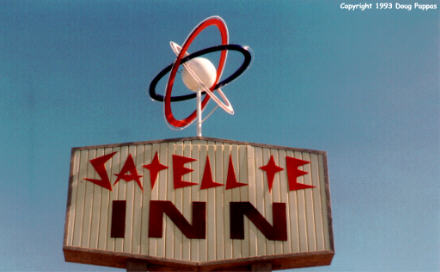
xmin=164 ymin=17 xmax=228 ymax=128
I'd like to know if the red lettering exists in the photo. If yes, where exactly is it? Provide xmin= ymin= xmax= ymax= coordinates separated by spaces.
xmin=84 ymin=152 xmax=116 ymax=191
xmin=259 ymin=155 xmax=283 ymax=192
xmin=84 ymin=152 xmax=315 ymax=193
xmin=285 ymin=156 xmax=314 ymax=191
xmin=143 ymin=152 xmax=168 ymax=189
xmin=200 ymin=156 xmax=223 ymax=189
xmin=172 ymin=154 xmax=197 ymax=189
xmin=114 ymin=154 xmax=143 ymax=191
xmin=225 ymin=155 xmax=247 ymax=189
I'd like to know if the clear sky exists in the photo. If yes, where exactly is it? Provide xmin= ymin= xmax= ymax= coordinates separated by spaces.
xmin=0 ymin=1 xmax=438 ymax=271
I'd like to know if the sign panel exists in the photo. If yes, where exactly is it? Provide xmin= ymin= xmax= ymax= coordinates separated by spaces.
xmin=63 ymin=137 xmax=334 ymax=270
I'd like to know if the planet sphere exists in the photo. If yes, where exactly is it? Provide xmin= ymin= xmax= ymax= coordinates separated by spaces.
xmin=181 ymin=57 xmax=217 ymax=92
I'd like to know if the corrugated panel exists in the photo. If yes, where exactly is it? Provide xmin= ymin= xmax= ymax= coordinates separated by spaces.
xmin=65 ymin=138 xmax=332 ymax=263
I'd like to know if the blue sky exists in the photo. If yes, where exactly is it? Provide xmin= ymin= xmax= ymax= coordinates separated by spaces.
xmin=0 ymin=1 xmax=438 ymax=271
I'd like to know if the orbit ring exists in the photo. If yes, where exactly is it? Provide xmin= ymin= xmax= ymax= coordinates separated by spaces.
xmin=162 ymin=16 xmax=228 ymax=128
xmin=149 ymin=44 xmax=251 ymax=102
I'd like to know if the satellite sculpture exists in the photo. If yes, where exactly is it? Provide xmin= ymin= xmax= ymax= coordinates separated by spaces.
xmin=149 ymin=16 xmax=252 ymax=136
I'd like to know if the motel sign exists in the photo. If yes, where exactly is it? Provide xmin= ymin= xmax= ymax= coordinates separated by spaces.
xmin=63 ymin=137 xmax=334 ymax=270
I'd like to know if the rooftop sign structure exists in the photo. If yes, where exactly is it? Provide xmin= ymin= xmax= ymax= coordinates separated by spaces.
xmin=63 ymin=16 xmax=334 ymax=271
xmin=63 ymin=137 xmax=334 ymax=270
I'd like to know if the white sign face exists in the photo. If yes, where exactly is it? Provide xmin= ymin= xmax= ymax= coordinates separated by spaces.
xmin=63 ymin=137 xmax=334 ymax=270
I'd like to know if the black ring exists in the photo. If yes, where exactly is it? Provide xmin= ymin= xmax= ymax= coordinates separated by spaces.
xmin=149 ymin=44 xmax=251 ymax=102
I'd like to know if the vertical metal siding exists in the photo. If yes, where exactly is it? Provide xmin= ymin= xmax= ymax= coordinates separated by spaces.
xmin=65 ymin=139 xmax=331 ymax=263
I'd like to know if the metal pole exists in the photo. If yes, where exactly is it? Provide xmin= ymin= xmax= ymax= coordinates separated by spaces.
xmin=196 ymin=90 xmax=202 ymax=137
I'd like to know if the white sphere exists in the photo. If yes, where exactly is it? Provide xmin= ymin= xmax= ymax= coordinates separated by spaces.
xmin=181 ymin=57 xmax=217 ymax=92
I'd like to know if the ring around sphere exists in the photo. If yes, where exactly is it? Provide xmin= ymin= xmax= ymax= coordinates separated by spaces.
xmin=170 ymin=41 xmax=236 ymax=115
xmin=149 ymin=44 xmax=251 ymax=102
xmin=164 ymin=16 xmax=228 ymax=128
